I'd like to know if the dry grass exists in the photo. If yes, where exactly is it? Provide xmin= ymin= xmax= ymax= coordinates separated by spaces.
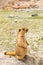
xmin=0 ymin=10 xmax=43 ymax=63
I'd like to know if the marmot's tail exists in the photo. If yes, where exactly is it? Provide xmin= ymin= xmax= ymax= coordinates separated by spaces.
xmin=4 ymin=52 xmax=16 ymax=56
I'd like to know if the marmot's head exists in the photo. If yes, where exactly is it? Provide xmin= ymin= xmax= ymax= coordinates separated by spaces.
xmin=18 ymin=28 xmax=28 ymax=36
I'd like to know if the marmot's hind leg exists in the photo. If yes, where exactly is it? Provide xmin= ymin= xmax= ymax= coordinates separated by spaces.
xmin=16 ymin=55 xmax=23 ymax=60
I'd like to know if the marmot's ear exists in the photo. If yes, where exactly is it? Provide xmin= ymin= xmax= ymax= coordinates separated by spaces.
xmin=18 ymin=29 xmax=21 ymax=32
xmin=26 ymin=29 xmax=28 ymax=32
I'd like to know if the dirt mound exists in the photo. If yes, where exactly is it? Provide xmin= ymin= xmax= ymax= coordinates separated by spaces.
xmin=0 ymin=0 xmax=36 ymax=10
xmin=0 ymin=0 xmax=43 ymax=10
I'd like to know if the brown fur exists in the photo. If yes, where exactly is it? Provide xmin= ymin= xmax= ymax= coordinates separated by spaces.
xmin=16 ymin=28 xmax=28 ymax=60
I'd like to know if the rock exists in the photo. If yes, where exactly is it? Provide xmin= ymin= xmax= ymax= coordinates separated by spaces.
xmin=32 ymin=13 xmax=38 ymax=16
xmin=8 ymin=15 xmax=14 ymax=18
xmin=14 ymin=20 xmax=17 ymax=23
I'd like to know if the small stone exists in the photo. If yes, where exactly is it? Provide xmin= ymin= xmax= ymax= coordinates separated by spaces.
xmin=8 ymin=15 xmax=14 ymax=18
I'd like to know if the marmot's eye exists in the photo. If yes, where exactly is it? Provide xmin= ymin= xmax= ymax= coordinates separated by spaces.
xmin=23 ymin=28 xmax=25 ymax=30
xmin=19 ymin=29 xmax=21 ymax=32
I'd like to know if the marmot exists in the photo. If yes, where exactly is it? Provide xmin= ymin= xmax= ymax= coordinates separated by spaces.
xmin=4 ymin=28 xmax=28 ymax=60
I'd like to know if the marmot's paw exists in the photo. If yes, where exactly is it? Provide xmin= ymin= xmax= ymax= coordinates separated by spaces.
xmin=16 ymin=55 xmax=23 ymax=60
xmin=4 ymin=52 xmax=7 ymax=55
